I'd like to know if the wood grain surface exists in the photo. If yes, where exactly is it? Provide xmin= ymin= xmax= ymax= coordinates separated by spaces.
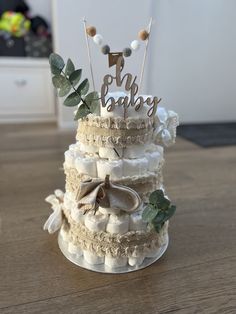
xmin=0 ymin=123 xmax=235 ymax=314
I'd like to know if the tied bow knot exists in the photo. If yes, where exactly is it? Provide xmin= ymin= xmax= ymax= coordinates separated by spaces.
xmin=76 ymin=175 xmax=141 ymax=214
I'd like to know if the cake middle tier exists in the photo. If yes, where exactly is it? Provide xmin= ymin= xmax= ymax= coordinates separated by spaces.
xmin=64 ymin=162 xmax=163 ymax=203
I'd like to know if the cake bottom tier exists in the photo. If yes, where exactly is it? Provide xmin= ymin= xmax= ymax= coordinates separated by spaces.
xmin=60 ymin=207 xmax=169 ymax=273
xmin=58 ymin=229 xmax=169 ymax=274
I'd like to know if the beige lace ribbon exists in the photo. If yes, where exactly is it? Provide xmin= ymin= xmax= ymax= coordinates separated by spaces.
xmin=63 ymin=206 xmax=169 ymax=258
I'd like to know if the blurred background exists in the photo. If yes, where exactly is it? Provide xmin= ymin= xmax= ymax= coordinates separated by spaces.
xmin=0 ymin=0 xmax=235 ymax=145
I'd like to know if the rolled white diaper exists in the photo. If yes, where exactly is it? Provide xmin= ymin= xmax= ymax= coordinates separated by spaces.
xmin=63 ymin=192 xmax=76 ymax=211
xmin=129 ymin=211 xmax=147 ymax=231
xmin=146 ymin=246 xmax=160 ymax=258
xmin=64 ymin=150 xmax=75 ymax=168
xmin=123 ymin=145 xmax=146 ymax=159
xmin=84 ymin=211 xmax=108 ymax=232
xmin=146 ymin=151 xmax=162 ymax=171
xmin=106 ymin=214 xmax=129 ymax=234
xmin=99 ymin=147 xmax=123 ymax=159
xmin=75 ymin=157 xmax=97 ymax=177
xmin=123 ymin=157 xmax=148 ymax=177
xmin=127 ymin=95 xmax=151 ymax=118
xmin=97 ymin=159 xmax=123 ymax=180
xmin=68 ymin=242 xmax=83 ymax=256
xmin=100 ymin=92 xmax=127 ymax=118
xmin=71 ymin=206 xmax=84 ymax=224
xmin=98 ymin=206 xmax=121 ymax=215
xmin=79 ymin=143 xmax=98 ymax=154
xmin=60 ymin=226 xmax=68 ymax=242
xmin=128 ymin=256 xmax=145 ymax=267
xmin=83 ymin=251 xmax=104 ymax=265
xmin=105 ymin=256 xmax=128 ymax=268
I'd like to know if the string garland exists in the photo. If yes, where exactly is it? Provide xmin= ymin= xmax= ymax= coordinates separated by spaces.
xmin=86 ymin=25 xmax=150 ymax=60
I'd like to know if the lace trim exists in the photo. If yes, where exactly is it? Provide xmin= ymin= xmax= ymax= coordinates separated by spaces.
xmin=80 ymin=113 xmax=157 ymax=130
xmin=63 ymin=206 xmax=168 ymax=258
xmin=76 ymin=132 xmax=154 ymax=148
xmin=64 ymin=162 xmax=164 ymax=200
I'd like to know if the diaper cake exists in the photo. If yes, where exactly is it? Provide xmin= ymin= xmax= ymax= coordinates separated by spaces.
xmin=44 ymin=19 xmax=179 ymax=273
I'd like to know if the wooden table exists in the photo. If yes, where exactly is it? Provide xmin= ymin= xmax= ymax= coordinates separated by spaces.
xmin=0 ymin=123 xmax=235 ymax=314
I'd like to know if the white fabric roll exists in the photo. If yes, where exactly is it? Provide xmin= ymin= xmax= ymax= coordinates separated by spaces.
xmin=75 ymin=157 xmax=97 ymax=177
xmin=100 ymin=92 xmax=127 ymax=118
xmin=123 ymin=157 xmax=148 ymax=177
xmin=60 ymin=227 xmax=68 ymax=242
xmin=71 ymin=206 xmax=84 ymax=224
xmin=128 ymin=256 xmax=144 ymax=267
xmin=105 ymin=256 xmax=128 ymax=268
xmin=129 ymin=211 xmax=147 ymax=231
xmin=99 ymin=147 xmax=123 ymax=160
xmin=123 ymin=145 xmax=146 ymax=159
xmin=84 ymin=211 xmax=108 ymax=232
xmin=63 ymin=192 xmax=76 ymax=212
xmin=127 ymin=95 xmax=151 ymax=118
xmin=146 ymin=249 xmax=159 ymax=258
xmin=79 ymin=143 xmax=98 ymax=154
xmin=98 ymin=206 xmax=121 ymax=216
xmin=54 ymin=189 xmax=64 ymax=201
xmin=97 ymin=159 xmax=123 ymax=180
xmin=64 ymin=150 xmax=75 ymax=168
xmin=146 ymin=151 xmax=162 ymax=171
xmin=68 ymin=242 xmax=83 ymax=256
xmin=83 ymin=251 xmax=104 ymax=265
xmin=106 ymin=214 xmax=129 ymax=234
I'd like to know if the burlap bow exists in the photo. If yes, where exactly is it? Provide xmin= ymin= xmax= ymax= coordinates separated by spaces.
xmin=76 ymin=175 xmax=141 ymax=213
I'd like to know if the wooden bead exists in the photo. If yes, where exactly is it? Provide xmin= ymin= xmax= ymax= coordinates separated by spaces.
xmin=86 ymin=26 xmax=96 ymax=37
xmin=101 ymin=45 xmax=110 ymax=55
xmin=123 ymin=47 xmax=132 ymax=57
xmin=138 ymin=29 xmax=149 ymax=41
xmin=93 ymin=34 xmax=103 ymax=46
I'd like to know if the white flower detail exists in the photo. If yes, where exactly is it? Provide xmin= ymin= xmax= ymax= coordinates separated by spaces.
xmin=153 ymin=107 xmax=179 ymax=147
xmin=43 ymin=190 xmax=64 ymax=234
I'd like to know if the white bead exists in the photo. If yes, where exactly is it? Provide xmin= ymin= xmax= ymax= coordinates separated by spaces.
xmin=93 ymin=34 xmax=103 ymax=46
xmin=131 ymin=40 xmax=140 ymax=51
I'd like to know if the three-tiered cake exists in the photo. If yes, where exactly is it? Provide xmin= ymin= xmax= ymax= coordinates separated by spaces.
xmin=44 ymin=20 xmax=179 ymax=272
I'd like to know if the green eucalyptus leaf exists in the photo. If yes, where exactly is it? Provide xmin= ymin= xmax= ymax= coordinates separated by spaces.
xmin=149 ymin=189 xmax=165 ymax=205
xmin=153 ymin=222 xmax=164 ymax=233
xmin=65 ymin=58 xmax=75 ymax=76
xmin=84 ymin=91 xmax=100 ymax=114
xmin=69 ymin=69 xmax=82 ymax=87
xmin=52 ymin=75 xmax=67 ymax=88
xmin=49 ymin=53 xmax=65 ymax=74
xmin=58 ymin=80 xmax=71 ymax=97
xmin=77 ymin=78 xmax=89 ymax=95
xmin=64 ymin=92 xmax=81 ymax=107
xmin=74 ymin=103 xmax=91 ymax=120
xmin=142 ymin=206 xmax=157 ymax=223
xmin=164 ymin=205 xmax=176 ymax=221
xmin=153 ymin=211 xmax=165 ymax=224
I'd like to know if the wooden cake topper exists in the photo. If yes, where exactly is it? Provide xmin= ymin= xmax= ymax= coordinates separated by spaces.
xmin=83 ymin=17 xmax=161 ymax=118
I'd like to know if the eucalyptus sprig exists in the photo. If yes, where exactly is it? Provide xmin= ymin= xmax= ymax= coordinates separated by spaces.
xmin=142 ymin=189 xmax=176 ymax=233
xmin=49 ymin=53 xmax=100 ymax=120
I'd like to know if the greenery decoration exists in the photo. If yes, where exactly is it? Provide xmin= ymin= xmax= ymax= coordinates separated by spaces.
xmin=49 ymin=53 xmax=100 ymax=120
xmin=142 ymin=189 xmax=176 ymax=233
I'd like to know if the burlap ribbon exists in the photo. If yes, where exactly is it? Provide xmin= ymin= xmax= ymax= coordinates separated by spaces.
xmin=76 ymin=175 xmax=141 ymax=213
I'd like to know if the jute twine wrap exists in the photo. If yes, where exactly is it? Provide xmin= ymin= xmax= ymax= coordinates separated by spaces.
xmin=64 ymin=161 xmax=164 ymax=202
xmin=62 ymin=206 xmax=168 ymax=258
xmin=76 ymin=115 xmax=156 ymax=148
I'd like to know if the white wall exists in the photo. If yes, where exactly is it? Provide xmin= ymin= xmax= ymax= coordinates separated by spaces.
xmin=52 ymin=0 xmax=153 ymax=128
xmin=27 ymin=0 xmax=51 ymax=25
xmin=52 ymin=0 xmax=236 ymax=128
xmin=149 ymin=0 xmax=236 ymax=123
